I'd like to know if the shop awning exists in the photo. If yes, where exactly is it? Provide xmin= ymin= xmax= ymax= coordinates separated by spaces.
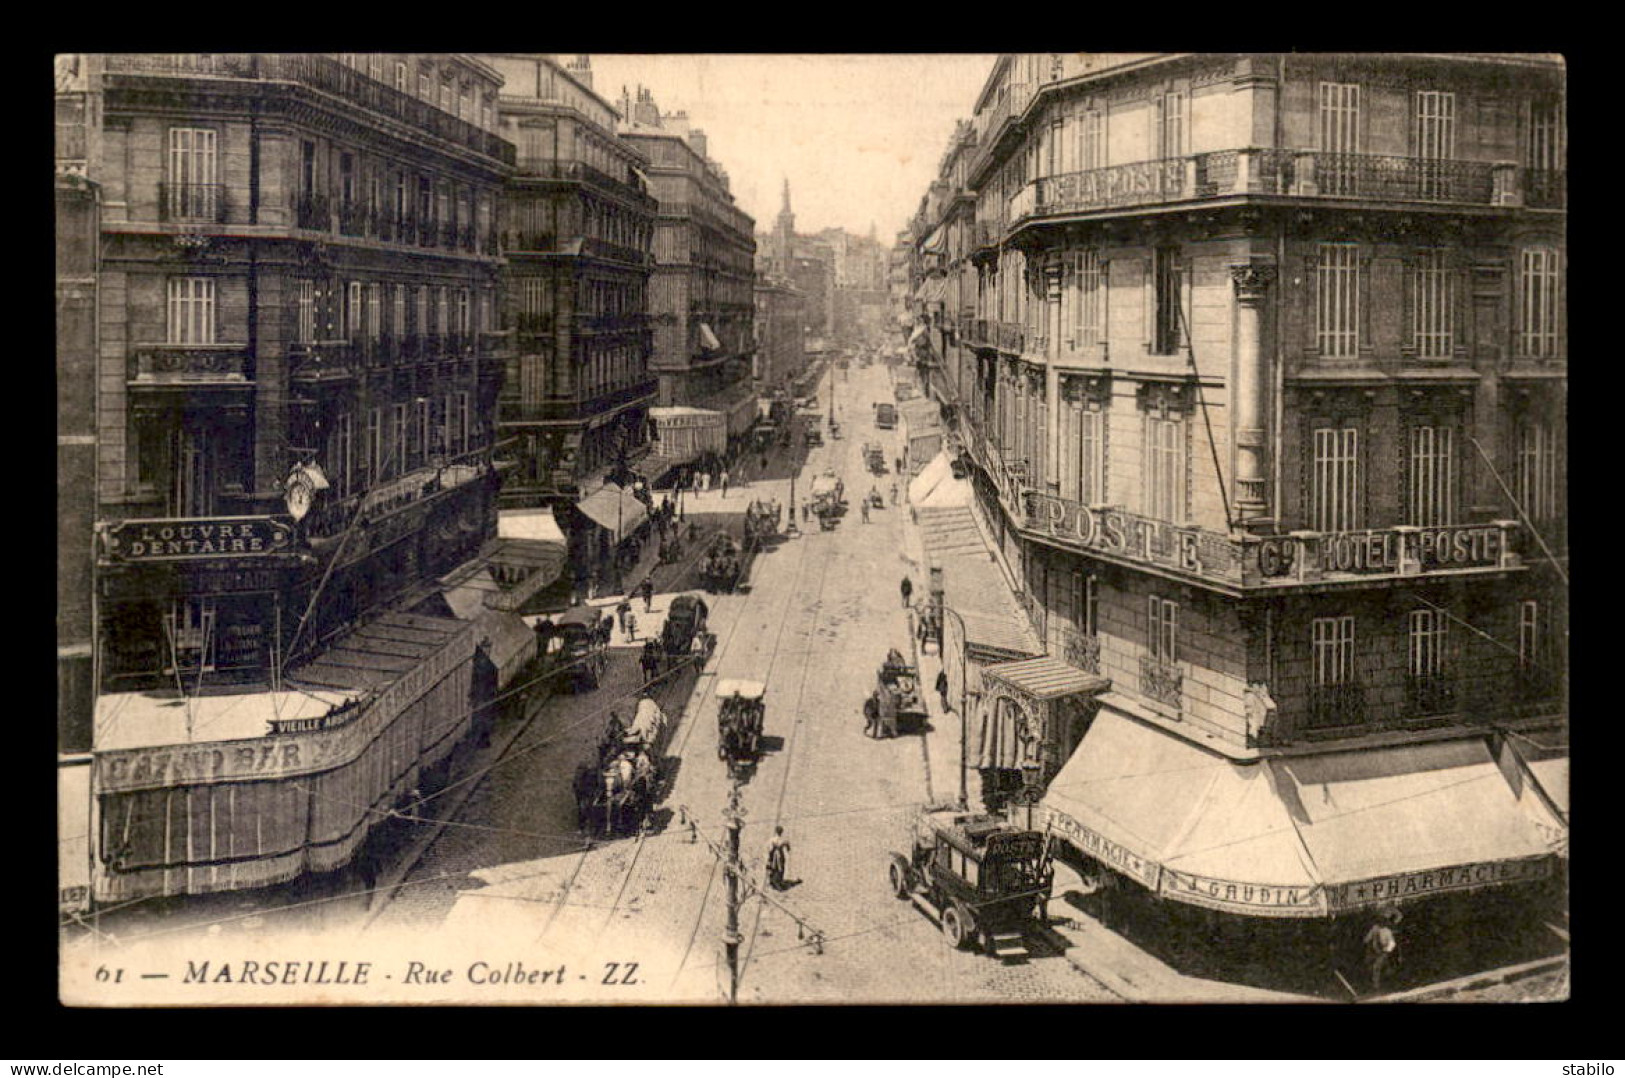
xmin=922 ymin=226 xmax=947 ymax=254
xmin=499 ymin=507 xmax=567 ymax=547
xmin=474 ymin=605 xmax=538 ymax=689
xmin=908 ymin=325 xmax=927 ymax=344
xmin=934 ymin=547 xmax=1042 ymax=658
xmin=290 ymin=612 xmax=471 ymax=693
xmin=1041 ymin=712 xmax=1558 ymax=918
xmin=908 ymin=450 xmax=954 ymax=505
xmin=576 ymin=484 xmax=649 ymax=541
xmin=1274 ymin=739 xmax=1553 ymax=905
xmin=983 ymin=654 xmax=1110 ymax=701
xmin=899 ymin=398 xmax=942 ymax=436
xmin=699 ymin=322 xmax=722 ymax=351
xmin=444 ymin=533 xmax=566 ymax=613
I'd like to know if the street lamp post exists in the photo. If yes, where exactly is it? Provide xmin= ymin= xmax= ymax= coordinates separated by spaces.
xmin=917 ymin=598 xmax=970 ymax=810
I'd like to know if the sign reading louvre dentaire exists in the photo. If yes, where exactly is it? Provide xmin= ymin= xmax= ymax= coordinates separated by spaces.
xmin=102 ymin=516 xmax=295 ymax=562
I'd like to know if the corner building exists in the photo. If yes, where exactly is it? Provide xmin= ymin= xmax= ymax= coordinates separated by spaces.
xmin=60 ymin=54 xmax=562 ymax=904
xmin=910 ymin=54 xmax=1566 ymax=938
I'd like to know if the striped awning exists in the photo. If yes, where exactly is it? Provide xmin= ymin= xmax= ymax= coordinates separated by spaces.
xmin=983 ymin=654 xmax=1110 ymax=701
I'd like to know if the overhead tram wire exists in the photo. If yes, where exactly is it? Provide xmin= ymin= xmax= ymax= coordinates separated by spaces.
xmin=1467 ymin=434 xmax=1569 ymax=588
xmin=1175 ymin=273 xmax=1234 ymax=533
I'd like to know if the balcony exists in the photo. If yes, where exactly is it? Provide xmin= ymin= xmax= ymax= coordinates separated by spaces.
xmin=1304 ymin=682 xmax=1366 ymax=732
xmin=1019 ymin=149 xmax=1518 ymax=226
xmin=294 ymin=191 xmax=330 ymax=231
xmin=575 ymin=313 xmax=651 ymax=335
xmin=499 ymin=377 xmax=657 ymax=425
xmin=440 ymin=223 xmax=458 ymax=249
xmin=1525 ymin=168 xmax=1566 ymax=209
xmin=287 ymin=340 xmax=357 ymax=382
xmin=1058 ymin=629 xmax=1102 ymax=675
xmin=515 ymin=159 xmax=657 ymax=208
xmin=1407 ymin=674 xmax=1458 ymax=717
xmin=995 ymin=321 xmax=1025 ymax=354
xmin=158 ymin=183 xmax=227 ymax=225
xmin=580 ymin=237 xmax=653 ymax=266
xmin=337 ymin=200 xmax=367 ymax=237
xmin=105 ymin=55 xmax=515 ymax=166
xmin=1139 ymin=654 xmax=1183 ymax=710
xmin=128 ymin=345 xmax=251 ymax=385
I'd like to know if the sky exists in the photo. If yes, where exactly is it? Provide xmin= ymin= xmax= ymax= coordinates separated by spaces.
xmin=587 ymin=54 xmax=997 ymax=242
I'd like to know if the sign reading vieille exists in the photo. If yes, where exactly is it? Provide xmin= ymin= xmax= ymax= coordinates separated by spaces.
xmin=104 ymin=517 xmax=294 ymax=562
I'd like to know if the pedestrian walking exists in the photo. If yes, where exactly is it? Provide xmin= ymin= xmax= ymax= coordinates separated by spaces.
xmin=1364 ymin=909 xmax=1401 ymax=994
xmin=895 ymin=456 xmax=903 ymax=475
xmin=936 ymin=668 xmax=951 ymax=712
xmin=759 ymin=454 xmax=768 ymax=474
xmin=890 ymin=481 xmax=898 ymax=506
xmin=766 ymin=826 xmax=791 ymax=890
xmin=700 ymin=471 xmax=710 ymax=493
xmin=720 ymin=469 xmax=730 ymax=497
xmin=616 ymin=599 xmax=632 ymax=637
xmin=624 ymin=610 xmax=638 ymax=643
xmin=861 ymin=499 xmax=870 ymax=523
xmin=802 ymin=502 xmax=810 ymax=523
xmin=863 ymin=692 xmax=881 ymax=738
xmin=640 ymin=576 xmax=655 ymax=613
xmin=900 ymin=575 xmax=913 ymax=609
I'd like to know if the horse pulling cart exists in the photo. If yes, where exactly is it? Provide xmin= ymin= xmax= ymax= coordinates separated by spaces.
xmin=700 ymin=533 xmax=744 ymax=592
xmin=575 ymin=695 xmax=672 ymax=837
xmin=743 ymin=498 xmax=781 ymax=549
xmin=715 ymin=678 xmax=766 ymax=776
xmin=810 ymin=472 xmax=844 ymax=531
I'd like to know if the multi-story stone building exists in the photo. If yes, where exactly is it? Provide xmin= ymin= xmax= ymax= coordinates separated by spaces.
xmin=484 ymin=54 xmax=658 ymax=587
xmin=57 ymin=54 xmax=561 ymax=904
xmin=754 ymin=272 xmax=807 ymax=394
xmin=910 ymin=53 xmax=1566 ymax=934
xmin=617 ymin=87 xmax=758 ymax=450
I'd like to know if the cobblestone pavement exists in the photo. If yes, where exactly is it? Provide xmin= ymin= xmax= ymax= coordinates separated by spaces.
xmin=407 ymin=364 xmax=1111 ymax=1002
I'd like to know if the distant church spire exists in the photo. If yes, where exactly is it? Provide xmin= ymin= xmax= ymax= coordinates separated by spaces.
xmin=781 ymin=176 xmax=792 ymax=216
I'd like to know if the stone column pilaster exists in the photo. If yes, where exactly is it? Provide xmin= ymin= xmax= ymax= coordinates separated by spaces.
xmin=1230 ymin=262 xmax=1277 ymax=527
xmin=1045 ymin=260 xmax=1063 ymax=494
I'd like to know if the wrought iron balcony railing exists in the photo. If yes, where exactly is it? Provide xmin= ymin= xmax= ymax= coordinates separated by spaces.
xmin=129 ymin=344 xmax=251 ymax=384
xmin=337 ymin=200 xmax=367 ymax=237
xmin=1059 ymin=629 xmax=1102 ymax=675
xmin=159 ymin=182 xmax=226 ymax=224
xmin=1305 ymin=682 xmax=1366 ymax=730
xmin=1139 ymin=654 xmax=1183 ymax=710
xmin=1525 ymin=168 xmax=1566 ymax=209
xmin=294 ymin=191 xmax=330 ymax=231
xmin=1407 ymin=674 xmax=1458 ymax=716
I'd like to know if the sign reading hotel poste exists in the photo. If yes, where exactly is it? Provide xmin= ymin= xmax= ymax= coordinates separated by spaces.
xmin=104 ymin=516 xmax=294 ymax=562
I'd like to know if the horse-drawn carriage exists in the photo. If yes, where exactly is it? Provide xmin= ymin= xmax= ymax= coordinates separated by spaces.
xmin=715 ymin=678 xmax=766 ymax=774
xmin=876 ymin=647 xmax=929 ymax=732
xmin=865 ymin=443 xmax=888 ymax=475
xmin=700 ymin=533 xmax=744 ymax=592
xmin=550 ymin=607 xmax=609 ymax=692
xmin=575 ymin=695 xmax=671 ymax=836
xmin=744 ymin=499 xmax=781 ymax=548
xmin=641 ymin=593 xmax=714 ymax=684
xmin=810 ymin=472 xmax=844 ymax=531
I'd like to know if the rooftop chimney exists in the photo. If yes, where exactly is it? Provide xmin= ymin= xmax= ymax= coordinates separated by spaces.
xmin=566 ymin=54 xmax=592 ymax=91
xmin=688 ymin=128 xmax=708 ymax=158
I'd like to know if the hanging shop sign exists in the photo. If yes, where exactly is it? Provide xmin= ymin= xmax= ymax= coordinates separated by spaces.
xmin=102 ymin=517 xmax=295 ymax=563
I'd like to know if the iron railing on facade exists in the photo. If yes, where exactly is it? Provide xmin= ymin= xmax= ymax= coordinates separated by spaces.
xmin=287 ymin=339 xmax=358 ymax=381
xmin=1304 ymin=682 xmax=1366 ymax=732
xmin=1525 ymin=168 xmax=1566 ymax=209
xmin=129 ymin=344 xmax=251 ymax=383
xmin=1406 ymin=674 xmax=1458 ymax=717
xmin=294 ymin=191 xmax=330 ymax=231
xmin=1058 ymin=628 xmax=1102 ymax=676
xmin=104 ymin=54 xmax=515 ymax=165
xmin=336 ymin=200 xmax=367 ymax=237
xmin=1139 ymin=653 xmax=1183 ymax=710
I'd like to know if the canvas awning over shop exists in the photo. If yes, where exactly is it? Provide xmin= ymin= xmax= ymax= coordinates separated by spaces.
xmin=899 ymin=398 xmax=941 ymax=435
xmin=576 ymin=484 xmax=649 ymax=542
xmin=1041 ymin=712 xmax=1558 ymax=919
xmin=445 ymin=533 xmax=565 ymax=613
xmin=908 ymin=451 xmax=954 ymax=505
xmin=699 ymin=322 xmax=722 ymax=351
xmin=290 ymin=612 xmax=471 ymax=693
xmin=472 ymin=604 xmax=537 ymax=689
xmin=984 ymin=654 xmax=1110 ymax=701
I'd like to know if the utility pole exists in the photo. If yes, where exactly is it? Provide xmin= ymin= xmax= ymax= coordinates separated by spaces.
xmin=722 ymin=781 xmax=744 ymax=1005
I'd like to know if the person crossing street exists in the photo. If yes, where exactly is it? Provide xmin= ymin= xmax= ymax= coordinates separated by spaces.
xmin=766 ymin=826 xmax=792 ymax=890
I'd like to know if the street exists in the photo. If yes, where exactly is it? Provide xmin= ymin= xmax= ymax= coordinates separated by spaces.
xmin=365 ymin=363 xmax=1114 ymax=1003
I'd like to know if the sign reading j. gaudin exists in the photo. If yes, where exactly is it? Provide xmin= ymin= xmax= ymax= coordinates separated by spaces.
xmin=105 ymin=517 xmax=294 ymax=562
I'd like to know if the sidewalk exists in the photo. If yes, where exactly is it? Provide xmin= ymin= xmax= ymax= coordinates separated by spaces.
xmin=896 ymin=486 xmax=1318 ymax=1004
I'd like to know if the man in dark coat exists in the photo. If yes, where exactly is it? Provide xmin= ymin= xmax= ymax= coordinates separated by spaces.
xmin=900 ymin=575 xmax=913 ymax=609
xmin=640 ymin=576 xmax=655 ymax=612
xmin=936 ymin=668 xmax=951 ymax=712
xmin=863 ymin=692 xmax=881 ymax=738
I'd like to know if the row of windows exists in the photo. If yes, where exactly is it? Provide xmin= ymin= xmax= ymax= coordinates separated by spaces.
xmin=292 ymin=279 xmax=492 ymax=345
xmin=323 ymin=393 xmax=474 ymax=498
xmin=335 ymin=53 xmax=497 ymax=132
xmin=1310 ymin=601 xmax=1555 ymax=686
xmin=974 ymin=243 xmax=1563 ymax=361
xmin=1309 ymin=418 xmax=1562 ymax=530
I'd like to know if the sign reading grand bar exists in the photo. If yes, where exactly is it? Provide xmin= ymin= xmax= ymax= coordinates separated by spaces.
xmin=102 ymin=516 xmax=295 ymax=562
xmin=1022 ymin=491 xmax=1521 ymax=588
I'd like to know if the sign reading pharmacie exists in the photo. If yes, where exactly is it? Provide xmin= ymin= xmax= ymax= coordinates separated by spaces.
xmin=1326 ymin=856 xmax=1552 ymax=912
xmin=102 ymin=516 xmax=295 ymax=563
